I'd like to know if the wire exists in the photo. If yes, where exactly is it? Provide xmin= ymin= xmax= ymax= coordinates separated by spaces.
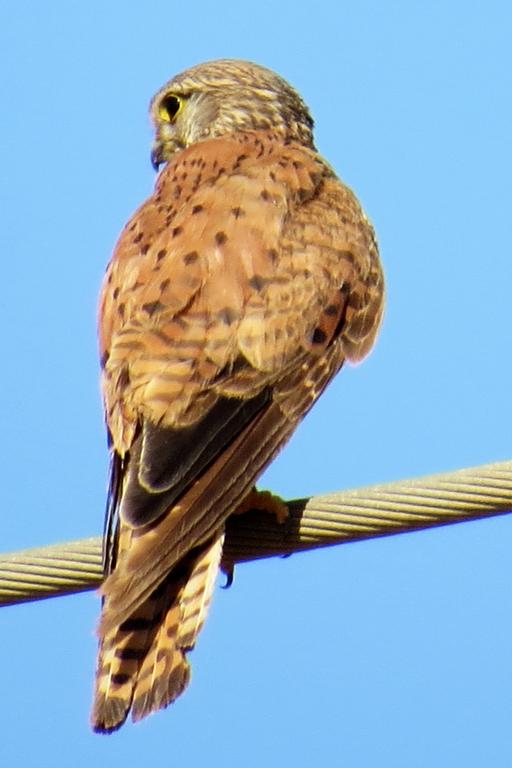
xmin=1 ymin=460 xmax=511 ymax=606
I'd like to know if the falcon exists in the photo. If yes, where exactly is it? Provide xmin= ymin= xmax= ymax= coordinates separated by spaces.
xmin=91 ymin=59 xmax=384 ymax=733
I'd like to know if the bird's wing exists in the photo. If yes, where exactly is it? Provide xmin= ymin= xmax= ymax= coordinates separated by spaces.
xmin=98 ymin=130 xmax=383 ymax=633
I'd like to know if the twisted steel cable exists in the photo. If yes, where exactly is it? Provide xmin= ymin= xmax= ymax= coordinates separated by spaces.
xmin=1 ymin=460 xmax=511 ymax=606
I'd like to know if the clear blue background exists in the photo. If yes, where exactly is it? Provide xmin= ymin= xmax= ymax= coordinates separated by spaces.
xmin=1 ymin=1 xmax=511 ymax=765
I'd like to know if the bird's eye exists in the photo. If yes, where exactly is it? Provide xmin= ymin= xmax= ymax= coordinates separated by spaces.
xmin=158 ymin=94 xmax=182 ymax=123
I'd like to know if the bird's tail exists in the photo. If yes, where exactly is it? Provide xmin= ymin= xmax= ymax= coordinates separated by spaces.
xmin=91 ymin=531 xmax=224 ymax=733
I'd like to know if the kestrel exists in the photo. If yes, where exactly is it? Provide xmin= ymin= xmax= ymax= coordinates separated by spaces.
xmin=91 ymin=59 xmax=384 ymax=733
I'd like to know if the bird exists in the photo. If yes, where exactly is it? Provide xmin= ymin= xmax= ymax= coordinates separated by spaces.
xmin=91 ymin=58 xmax=385 ymax=733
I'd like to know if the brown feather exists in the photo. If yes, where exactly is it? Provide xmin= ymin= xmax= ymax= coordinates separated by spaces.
xmin=93 ymin=65 xmax=384 ymax=730
xmin=92 ymin=532 xmax=223 ymax=732
xmin=131 ymin=533 xmax=223 ymax=722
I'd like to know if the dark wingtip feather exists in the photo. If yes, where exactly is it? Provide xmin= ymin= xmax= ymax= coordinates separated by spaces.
xmin=122 ymin=389 xmax=271 ymax=527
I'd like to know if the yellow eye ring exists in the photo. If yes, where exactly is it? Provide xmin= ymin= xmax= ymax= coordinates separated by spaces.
xmin=158 ymin=94 xmax=182 ymax=123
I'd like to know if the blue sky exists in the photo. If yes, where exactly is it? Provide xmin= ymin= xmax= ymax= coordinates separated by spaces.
xmin=1 ymin=1 xmax=511 ymax=765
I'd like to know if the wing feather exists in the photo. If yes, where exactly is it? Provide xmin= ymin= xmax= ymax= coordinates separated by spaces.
xmin=94 ymin=130 xmax=384 ymax=726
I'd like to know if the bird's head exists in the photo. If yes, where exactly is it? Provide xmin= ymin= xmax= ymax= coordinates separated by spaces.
xmin=149 ymin=59 xmax=315 ymax=169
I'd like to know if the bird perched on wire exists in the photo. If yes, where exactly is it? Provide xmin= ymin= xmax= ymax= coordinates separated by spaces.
xmin=91 ymin=59 xmax=384 ymax=733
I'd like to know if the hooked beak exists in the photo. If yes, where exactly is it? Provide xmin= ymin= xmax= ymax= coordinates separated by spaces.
xmin=150 ymin=142 xmax=164 ymax=172
xmin=150 ymin=136 xmax=185 ymax=171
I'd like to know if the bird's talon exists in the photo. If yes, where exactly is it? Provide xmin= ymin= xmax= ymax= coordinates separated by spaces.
xmin=221 ymin=565 xmax=235 ymax=589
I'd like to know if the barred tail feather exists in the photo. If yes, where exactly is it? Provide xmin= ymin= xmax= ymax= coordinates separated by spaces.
xmin=91 ymin=532 xmax=223 ymax=732
xmin=131 ymin=533 xmax=224 ymax=722
xmin=178 ymin=532 xmax=224 ymax=647
xmin=130 ymin=602 xmax=190 ymax=722
xmin=91 ymin=574 xmax=178 ymax=733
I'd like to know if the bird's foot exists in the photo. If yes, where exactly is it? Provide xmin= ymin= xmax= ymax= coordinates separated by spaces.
xmin=235 ymin=488 xmax=289 ymax=524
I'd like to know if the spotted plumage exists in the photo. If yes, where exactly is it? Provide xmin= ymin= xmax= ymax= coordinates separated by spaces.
xmin=91 ymin=59 xmax=384 ymax=733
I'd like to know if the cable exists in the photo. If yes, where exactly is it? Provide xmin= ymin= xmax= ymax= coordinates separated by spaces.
xmin=1 ymin=460 xmax=511 ymax=606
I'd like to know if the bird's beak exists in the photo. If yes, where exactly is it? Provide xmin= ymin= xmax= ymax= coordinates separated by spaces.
xmin=150 ymin=134 xmax=185 ymax=171
xmin=151 ymin=142 xmax=164 ymax=172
